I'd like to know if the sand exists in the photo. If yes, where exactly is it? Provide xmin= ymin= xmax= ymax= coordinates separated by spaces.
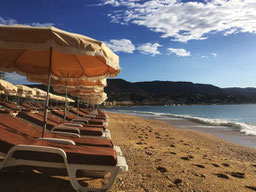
xmin=1 ymin=112 xmax=256 ymax=191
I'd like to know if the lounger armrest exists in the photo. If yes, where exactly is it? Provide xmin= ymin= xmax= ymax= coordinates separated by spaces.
xmin=0 ymin=145 xmax=68 ymax=170
xmin=71 ymin=119 xmax=89 ymax=124
xmin=86 ymin=114 xmax=96 ymax=118
xmin=63 ymin=123 xmax=83 ymax=127
xmin=52 ymin=126 xmax=80 ymax=135
xmin=38 ymin=138 xmax=76 ymax=145
xmin=117 ymin=156 xmax=128 ymax=172
xmin=51 ymin=131 xmax=81 ymax=138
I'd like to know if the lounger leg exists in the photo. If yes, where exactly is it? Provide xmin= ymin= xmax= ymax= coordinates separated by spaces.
xmin=66 ymin=165 xmax=121 ymax=192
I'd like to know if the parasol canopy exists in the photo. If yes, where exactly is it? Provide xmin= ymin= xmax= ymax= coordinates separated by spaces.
xmin=0 ymin=79 xmax=17 ymax=95
xmin=28 ymin=77 xmax=107 ymax=88
xmin=16 ymin=84 xmax=36 ymax=98
xmin=0 ymin=25 xmax=120 ymax=81
xmin=79 ymin=92 xmax=107 ymax=105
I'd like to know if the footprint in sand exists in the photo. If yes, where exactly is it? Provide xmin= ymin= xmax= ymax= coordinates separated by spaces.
xmin=245 ymin=186 xmax=256 ymax=191
xmin=222 ymin=163 xmax=230 ymax=167
xmin=170 ymin=144 xmax=176 ymax=148
xmin=181 ymin=156 xmax=190 ymax=160
xmin=212 ymin=163 xmax=220 ymax=167
xmin=174 ymin=179 xmax=182 ymax=185
xmin=188 ymin=155 xmax=194 ymax=159
xmin=230 ymin=172 xmax=245 ymax=179
xmin=214 ymin=173 xmax=229 ymax=179
xmin=157 ymin=166 xmax=167 ymax=173
xmin=193 ymin=164 xmax=205 ymax=168
xmin=170 ymin=152 xmax=177 ymax=155
xmin=181 ymin=155 xmax=193 ymax=160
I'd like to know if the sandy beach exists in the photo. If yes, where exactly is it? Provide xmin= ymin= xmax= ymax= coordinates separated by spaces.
xmin=1 ymin=112 xmax=256 ymax=191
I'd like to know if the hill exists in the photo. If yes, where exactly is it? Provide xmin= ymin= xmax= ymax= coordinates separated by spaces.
xmin=105 ymin=79 xmax=256 ymax=105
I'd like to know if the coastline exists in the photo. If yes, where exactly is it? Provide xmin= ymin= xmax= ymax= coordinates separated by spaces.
xmin=143 ymin=114 xmax=256 ymax=150
xmin=107 ymin=111 xmax=256 ymax=192
xmin=104 ymin=105 xmax=256 ymax=149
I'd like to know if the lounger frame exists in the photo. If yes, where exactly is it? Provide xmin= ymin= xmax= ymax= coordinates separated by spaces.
xmin=0 ymin=145 xmax=128 ymax=192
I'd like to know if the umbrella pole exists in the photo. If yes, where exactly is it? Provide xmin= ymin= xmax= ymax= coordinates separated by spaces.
xmin=63 ymin=81 xmax=68 ymax=123
xmin=77 ymin=99 xmax=79 ymax=115
xmin=42 ymin=47 xmax=52 ymax=138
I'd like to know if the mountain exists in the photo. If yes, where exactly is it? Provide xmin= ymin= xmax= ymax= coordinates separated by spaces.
xmin=105 ymin=79 xmax=256 ymax=105
xmin=134 ymin=81 xmax=224 ymax=95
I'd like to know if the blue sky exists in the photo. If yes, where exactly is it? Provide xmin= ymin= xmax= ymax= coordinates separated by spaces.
xmin=1 ymin=0 xmax=256 ymax=88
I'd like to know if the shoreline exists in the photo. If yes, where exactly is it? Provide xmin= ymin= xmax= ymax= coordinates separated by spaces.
xmin=107 ymin=112 xmax=256 ymax=191
xmin=146 ymin=115 xmax=256 ymax=150
xmin=1 ymin=111 xmax=256 ymax=191
xmin=105 ymin=109 xmax=256 ymax=150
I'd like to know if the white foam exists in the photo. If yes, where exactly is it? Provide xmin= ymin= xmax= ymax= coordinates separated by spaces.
xmin=116 ymin=109 xmax=256 ymax=136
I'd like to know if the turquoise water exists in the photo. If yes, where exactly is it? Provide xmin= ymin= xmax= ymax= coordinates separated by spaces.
xmin=105 ymin=104 xmax=256 ymax=136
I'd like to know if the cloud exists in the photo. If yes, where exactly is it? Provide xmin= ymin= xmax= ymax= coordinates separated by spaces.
xmin=5 ymin=73 xmax=26 ymax=81
xmin=201 ymin=55 xmax=208 ymax=59
xmin=0 ymin=17 xmax=54 ymax=27
xmin=0 ymin=17 xmax=17 ymax=25
xmin=97 ymin=0 xmax=140 ymax=7
xmin=167 ymin=48 xmax=191 ymax=57
xmin=100 ymin=0 xmax=256 ymax=42
xmin=137 ymin=42 xmax=161 ymax=56
xmin=211 ymin=52 xmax=217 ymax=57
xmin=30 ymin=22 xmax=55 ymax=27
xmin=105 ymin=39 xmax=135 ymax=53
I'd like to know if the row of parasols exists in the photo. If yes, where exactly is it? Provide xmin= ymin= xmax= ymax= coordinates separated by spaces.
xmin=0 ymin=25 xmax=120 ymax=138
xmin=0 ymin=79 xmax=108 ymax=105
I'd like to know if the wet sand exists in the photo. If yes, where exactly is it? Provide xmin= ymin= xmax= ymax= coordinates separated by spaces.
xmin=1 ymin=112 xmax=256 ymax=191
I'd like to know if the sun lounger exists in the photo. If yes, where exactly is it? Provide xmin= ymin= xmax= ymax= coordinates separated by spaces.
xmin=0 ymin=123 xmax=128 ymax=191
xmin=18 ymin=111 xmax=111 ymax=139
xmin=35 ymin=110 xmax=110 ymax=133
xmin=0 ymin=100 xmax=21 ymax=111
xmin=70 ymin=108 xmax=108 ymax=126
xmin=0 ymin=113 xmax=122 ymax=155
xmin=51 ymin=109 xmax=107 ymax=129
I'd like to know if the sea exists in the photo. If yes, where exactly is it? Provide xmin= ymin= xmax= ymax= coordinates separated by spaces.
xmin=104 ymin=104 xmax=256 ymax=149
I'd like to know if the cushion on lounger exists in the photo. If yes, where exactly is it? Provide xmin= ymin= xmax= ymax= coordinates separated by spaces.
xmin=0 ymin=114 xmax=113 ymax=147
xmin=0 ymin=125 xmax=117 ymax=165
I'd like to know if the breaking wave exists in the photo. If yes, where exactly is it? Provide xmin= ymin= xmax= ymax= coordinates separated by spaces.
xmin=114 ymin=109 xmax=256 ymax=136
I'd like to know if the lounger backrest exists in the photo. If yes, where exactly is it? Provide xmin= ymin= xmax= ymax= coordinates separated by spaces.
xmin=0 ymin=120 xmax=117 ymax=165
xmin=0 ymin=114 xmax=113 ymax=148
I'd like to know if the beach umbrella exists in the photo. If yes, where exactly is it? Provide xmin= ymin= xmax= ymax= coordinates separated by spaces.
xmin=79 ymin=92 xmax=107 ymax=106
xmin=33 ymin=88 xmax=47 ymax=100
xmin=16 ymin=84 xmax=36 ymax=98
xmin=0 ymin=25 xmax=120 ymax=137
xmin=53 ymin=86 xmax=104 ymax=121
xmin=28 ymin=77 xmax=107 ymax=88
xmin=0 ymin=79 xmax=17 ymax=101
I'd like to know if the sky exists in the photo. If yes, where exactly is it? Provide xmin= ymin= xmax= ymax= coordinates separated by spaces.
xmin=1 ymin=0 xmax=256 ymax=88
